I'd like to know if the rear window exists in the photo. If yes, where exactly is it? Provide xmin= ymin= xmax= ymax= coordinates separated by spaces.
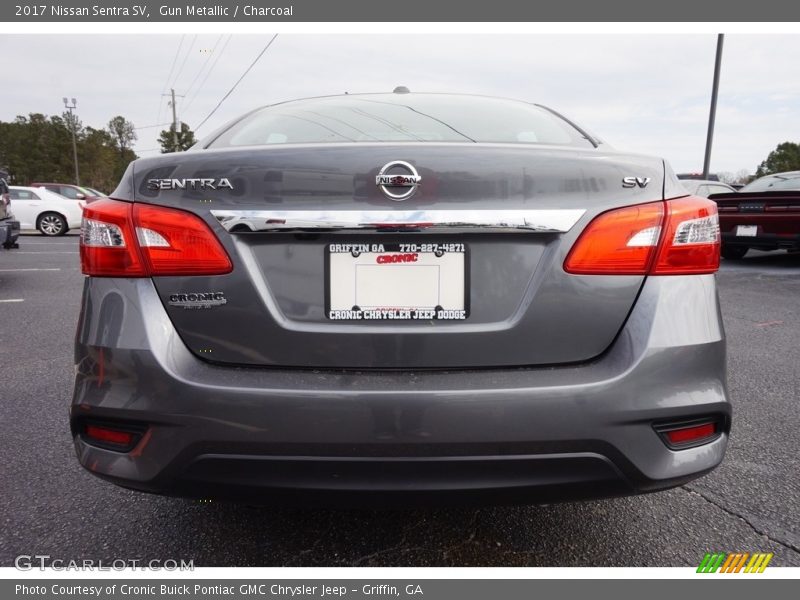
xmin=10 ymin=189 xmax=40 ymax=200
xmin=208 ymin=95 xmax=595 ymax=149
xmin=740 ymin=173 xmax=800 ymax=192
xmin=59 ymin=186 xmax=80 ymax=198
xmin=705 ymin=184 xmax=736 ymax=195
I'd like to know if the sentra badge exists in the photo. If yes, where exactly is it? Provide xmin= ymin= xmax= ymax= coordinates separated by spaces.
xmin=147 ymin=178 xmax=234 ymax=191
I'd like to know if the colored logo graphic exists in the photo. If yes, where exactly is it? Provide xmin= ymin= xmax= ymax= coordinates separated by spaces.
xmin=697 ymin=552 xmax=773 ymax=573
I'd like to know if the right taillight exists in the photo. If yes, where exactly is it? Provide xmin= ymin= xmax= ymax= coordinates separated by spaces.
xmin=564 ymin=196 xmax=719 ymax=276
xmin=650 ymin=196 xmax=720 ymax=275
xmin=80 ymin=198 xmax=232 ymax=277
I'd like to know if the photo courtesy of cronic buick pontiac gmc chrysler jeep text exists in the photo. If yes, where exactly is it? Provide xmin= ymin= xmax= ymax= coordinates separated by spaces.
xmin=71 ymin=91 xmax=729 ymax=506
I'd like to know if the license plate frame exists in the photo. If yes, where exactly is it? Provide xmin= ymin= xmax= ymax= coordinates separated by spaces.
xmin=736 ymin=225 xmax=758 ymax=237
xmin=325 ymin=242 xmax=470 ymax=321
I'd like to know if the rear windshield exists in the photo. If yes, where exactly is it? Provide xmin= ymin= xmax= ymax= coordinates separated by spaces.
xmin=10 ymin=189 xmax=40 ymax=200
xmin=740 ymin=173 xmax=800 ymax=192
xmin=208 ymin=95 xmax=595 ymax=148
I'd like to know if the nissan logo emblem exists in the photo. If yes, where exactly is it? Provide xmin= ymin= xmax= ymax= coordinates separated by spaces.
xmin=375 ymin=160 xmax=421 ymax=201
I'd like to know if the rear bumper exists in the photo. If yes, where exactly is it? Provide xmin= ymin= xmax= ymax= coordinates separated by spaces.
xmin=721 ymin=231 xmax=800 ymax=250
xmin=1 ymin=218 xmax=20 ymax=247
xmin=88 ymin=451 xmax=715 ymax=508
xmin=72 ymin=274 xmax=730 ymax=505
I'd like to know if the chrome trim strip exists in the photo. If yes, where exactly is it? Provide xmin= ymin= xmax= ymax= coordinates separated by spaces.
xmin=210 ymin=209 xmax=585 ymax=233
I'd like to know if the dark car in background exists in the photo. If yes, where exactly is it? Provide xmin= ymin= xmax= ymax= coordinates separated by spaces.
xmin=677 ymin=172 xmax=721 ymax=182
xmin=711 ymin=170 xmax=800 ymax=259
xmin=0 ymin=177 xmax=21 ymax=249
xmin=71 ymin=92 xmax=729 ymax=506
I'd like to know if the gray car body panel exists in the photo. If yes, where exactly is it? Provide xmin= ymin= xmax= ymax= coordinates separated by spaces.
xmin=119 ymin=143 xmax=671 ymax=369
xmin=72 ymin=274 xmax=729 ymax=501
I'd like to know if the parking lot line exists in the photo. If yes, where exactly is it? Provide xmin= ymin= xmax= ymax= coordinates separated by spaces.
xmin=0 ymin=268 xmax=62 ymax=272
xmin=0 ymin=299 xmax=24 ymax=303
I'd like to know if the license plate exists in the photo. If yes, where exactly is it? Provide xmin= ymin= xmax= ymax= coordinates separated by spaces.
xmin=326 ymin=243 xmax=468 ymax=321
xmin=736 ymin=225 xmax=757 ymax=237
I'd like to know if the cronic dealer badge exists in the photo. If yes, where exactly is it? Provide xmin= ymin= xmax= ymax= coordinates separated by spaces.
xmin=375 ymin=160 xmax=421 ymax=201
xmin=168 ymin=292 xmax=228 ymax=309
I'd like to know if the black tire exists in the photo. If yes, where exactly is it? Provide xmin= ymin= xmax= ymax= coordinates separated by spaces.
xmin=721 ymin=245 xmax=748 ymax=260
xmin=37 ymin=212 xmax=67 ymax=236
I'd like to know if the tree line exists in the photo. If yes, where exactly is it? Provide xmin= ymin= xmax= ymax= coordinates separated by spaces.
xmin=755 ymin=142 xmax=800 ymax=178
xmin=0 ymin=113 xmax=197 ymax=193
xmin=0 ymin=112 xmax=796 ymax=191
xmin=0 ymin=113 xmax=137 ymax=193
xmin=717 ymin=142 xmax=800 ymax=184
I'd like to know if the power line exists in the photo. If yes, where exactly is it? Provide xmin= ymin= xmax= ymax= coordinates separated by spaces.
xmin=195 ymin=34 xmax=279 ymax=132
xmin=161 ymin=35 xmax=185 ymax=94
xmin=157 ymin=35 xmax=186 ymax=126
xmin=134 ymin=122 xmax=172 ymax=130
xmin=183 ymin=34 xmax=223 ymax=101
xmin=170 ymin=34 xmax=198 ymax=91
xmin=183 ymin=34 xmax=233 ymax=115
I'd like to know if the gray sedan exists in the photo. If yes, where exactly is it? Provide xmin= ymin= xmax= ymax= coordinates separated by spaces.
xmin=71 ymin=91 xmax=729 ymax=506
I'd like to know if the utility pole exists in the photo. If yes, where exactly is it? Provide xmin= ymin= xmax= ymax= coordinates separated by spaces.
xmin=703 ymin=34 xmax=724 ymax=180
xmin=162 ymin=88 xmax=185 ymax=152
xmin=62 ymin=97 xmax=80 ymax=185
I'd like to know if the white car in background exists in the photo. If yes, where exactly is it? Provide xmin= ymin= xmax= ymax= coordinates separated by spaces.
xmin=679 ymin=179 xmax=738 ymax=197
xmin=8 ymin=186 xmax=84 ymax=236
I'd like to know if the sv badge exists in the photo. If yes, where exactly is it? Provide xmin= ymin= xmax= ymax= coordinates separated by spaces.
xmin=622 ymin=176 xmax=652 ymax=188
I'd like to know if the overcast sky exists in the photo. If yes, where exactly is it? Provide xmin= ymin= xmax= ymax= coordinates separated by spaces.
xmin=1 ymin=33 xmax=798 ymax=175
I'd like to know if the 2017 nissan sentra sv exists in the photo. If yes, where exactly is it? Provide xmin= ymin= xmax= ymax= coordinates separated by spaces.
xmin=71 ymin=91 xmax=729 ymax=506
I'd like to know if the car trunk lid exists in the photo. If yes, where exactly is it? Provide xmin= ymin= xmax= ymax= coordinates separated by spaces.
xmin=127 ymin=143 xmax=666 ymax=369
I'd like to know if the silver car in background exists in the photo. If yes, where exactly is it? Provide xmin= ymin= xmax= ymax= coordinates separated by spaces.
xmin=72 ymin=92 xmax=729 ymax=506
xmin=680 ymin=179 xmax=738 ymax=197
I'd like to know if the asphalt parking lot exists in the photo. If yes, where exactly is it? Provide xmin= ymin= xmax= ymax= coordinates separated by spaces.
xmin=0 ymin=234 xmax=798 ymax=567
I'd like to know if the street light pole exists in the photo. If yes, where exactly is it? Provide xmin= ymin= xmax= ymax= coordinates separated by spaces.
xmin=62 ymin=97 xmax=80 ymax=185
xmin=703 ymin=34 xmax=724 ymax=180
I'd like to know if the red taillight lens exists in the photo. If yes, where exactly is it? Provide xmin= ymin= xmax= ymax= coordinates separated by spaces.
xmin=80 ymin=199 xmax=232 ymax=277
xmin=651 ymin=196 xmax=720 ymax=275
xmin=564 ymin=196 xmax=719 ymax=276
xmin=84 ymin=424 xmax=136 ymax=447
xmin=564 ymin=201 xmax=664 ymax=275
xmin=80 ymin=199 xmax=146 ymax=276
xmin=133 ymin=203 xmax=232 ymax=275
xmin=665 ymin=422 xmax=717 ymax=445
xmin=654 ymin=418 xmax=722 ymax=449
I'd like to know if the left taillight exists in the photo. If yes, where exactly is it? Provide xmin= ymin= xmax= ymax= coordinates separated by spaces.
xmin=80 ymin=199 xmax=146 ymax=276
xmin=80 ymin=198 xmax=232 ymax=277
